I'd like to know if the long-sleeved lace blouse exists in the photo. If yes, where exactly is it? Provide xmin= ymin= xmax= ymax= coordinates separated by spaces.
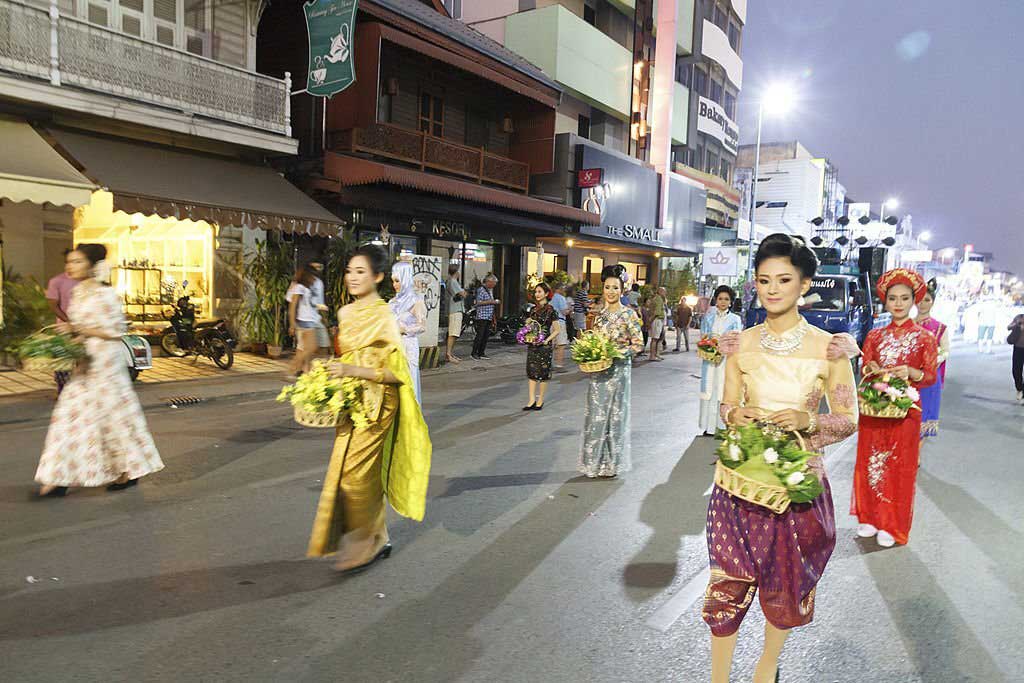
xmin=719 ymin=318 xmax=858 ymax=454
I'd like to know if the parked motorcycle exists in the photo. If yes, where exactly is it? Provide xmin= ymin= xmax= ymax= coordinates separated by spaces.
xmin=160 ymin=296 xmax=235 ymax=369
xmin=496 ymin=303 xmax=534 ymax=344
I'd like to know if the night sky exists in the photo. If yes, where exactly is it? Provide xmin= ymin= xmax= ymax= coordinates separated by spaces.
xmin=736 ymin=0 xmax=1023 ymax=273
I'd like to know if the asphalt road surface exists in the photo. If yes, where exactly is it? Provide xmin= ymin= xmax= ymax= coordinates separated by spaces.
xmin=0 ymin=343 xmax=1020 ymax=682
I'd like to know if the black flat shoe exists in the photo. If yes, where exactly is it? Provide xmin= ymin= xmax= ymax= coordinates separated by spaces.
xmin=337 ymin=543 xmax=393 ymax=576
xmin=35 ymin=486 xmax=68 ymax=499
xmin=106 ymin=478 xmax=138 ymax=492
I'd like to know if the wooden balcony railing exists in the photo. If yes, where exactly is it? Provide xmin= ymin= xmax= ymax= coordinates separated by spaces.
xmin=332 ymin=123 xmax=529 ymax=193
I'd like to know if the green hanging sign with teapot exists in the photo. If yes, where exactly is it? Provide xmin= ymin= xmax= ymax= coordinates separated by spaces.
xmin=303 ymin=0 xmax=359 ymax=97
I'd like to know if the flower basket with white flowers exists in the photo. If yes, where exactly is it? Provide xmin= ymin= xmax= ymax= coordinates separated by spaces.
xmin=571 ymin=330 xmax=623 ymax=373
xmin=714 ymin=421 xmax=825 ymax=513
xmin=277 ymin=361 xmax=370 ymax=429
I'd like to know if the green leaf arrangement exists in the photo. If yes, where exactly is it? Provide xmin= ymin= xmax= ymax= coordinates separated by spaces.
xmin=715 ymin=421 xmax=825 ymax=504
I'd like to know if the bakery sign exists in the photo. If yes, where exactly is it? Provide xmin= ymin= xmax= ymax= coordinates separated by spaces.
xmin=697 ymin=96 xmax=739 ymax=155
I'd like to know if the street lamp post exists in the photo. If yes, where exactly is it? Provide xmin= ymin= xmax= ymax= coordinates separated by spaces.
xmin=744 ymin=83 xmax=795 ymax=279
xmin=745 ymin=101 xmax=764 ymax=280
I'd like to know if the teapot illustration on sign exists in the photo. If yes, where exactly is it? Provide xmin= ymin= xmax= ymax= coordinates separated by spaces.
xmin=325 ymin=23 xmax=350 ymax=64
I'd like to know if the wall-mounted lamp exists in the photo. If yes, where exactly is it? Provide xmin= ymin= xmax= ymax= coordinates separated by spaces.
xmin=386 ymin=77 xmax=399 ymax=96
xmin=502 ymin=116 xmax=515 ymax=134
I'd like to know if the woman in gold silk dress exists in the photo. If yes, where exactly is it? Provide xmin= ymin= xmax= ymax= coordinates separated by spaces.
xmin=307 ymin=245 xmax=432 ymax=574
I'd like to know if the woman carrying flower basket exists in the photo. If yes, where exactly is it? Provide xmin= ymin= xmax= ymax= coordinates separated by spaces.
xmin=698 ymin=285 xmax=743 ymax=436
xmin=577 ymin=265 xmax=644 ymax=478
xmin=915 ymin=280 xmax=949 ymax=440
xmin=851 ymin=269 xmax=938 ymax=548
xmin=521 ymin=282 xmax=560 ymax=411
xmin=34 ymin=244 xmax=164 ymax=498
xmin=705 ymin=234 xmax=857 ymax=683
xmin=306 ymin=245 xmax=432 ymax=575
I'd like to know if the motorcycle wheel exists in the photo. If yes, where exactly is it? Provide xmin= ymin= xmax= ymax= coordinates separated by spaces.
xmin=208 ymin=337 xmax=234 ymax=369
xmin=161 ymin=332 xmax=188 ymax=357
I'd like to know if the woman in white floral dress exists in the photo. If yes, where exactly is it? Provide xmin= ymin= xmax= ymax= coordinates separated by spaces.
xmin=35 ymin=244 xmax=163 ymax=497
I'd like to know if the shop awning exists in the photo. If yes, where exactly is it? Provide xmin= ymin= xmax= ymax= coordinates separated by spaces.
xmin=0 ymin=120 xmax=96 ymax=207
xmin=320 ymin=154 xmax=599 ymax=226
xmin=48 ymin=129 xmax=343 ymax=235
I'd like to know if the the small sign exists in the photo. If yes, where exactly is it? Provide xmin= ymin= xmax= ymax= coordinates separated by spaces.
xmin=702 ymin=246 xmax=738 ymax=277
xmin=304 ymin=0 xmax=359 ymax=98
xmin=577 ymin=168 xmax=604 ymax=188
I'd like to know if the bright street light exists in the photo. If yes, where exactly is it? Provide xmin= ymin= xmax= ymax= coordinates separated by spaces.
xmin=919 ymin=230 xmax=932 ymax=243
xmin=880 ymin=197 xmax=900 ymax=222
xmin=761 ymin=82 xmax=796 ymax=117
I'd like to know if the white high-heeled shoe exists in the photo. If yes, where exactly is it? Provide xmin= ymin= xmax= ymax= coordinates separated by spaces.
xmin=876 ymin=530 xmax=896 ymax=547
xmin=857 ymin=523 xmax=878 ymax=538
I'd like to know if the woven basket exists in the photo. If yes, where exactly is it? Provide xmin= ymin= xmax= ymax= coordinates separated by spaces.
xmin=714 ymin=430 xmax=807 ymax=514
xmin=578 ymin=358 xmax=613 ymax=373
xmin=293 ymin=405 xmax=339 ymax=428
xmin=697 ymin=349 xmax=723 ymax=365
xmin=22 ymin=357 xmax=77 ymax=373
xmin=858 ymin=400 xmax=911 ymax=419
xmin=714 ymin=461 xmax=791 ymax=514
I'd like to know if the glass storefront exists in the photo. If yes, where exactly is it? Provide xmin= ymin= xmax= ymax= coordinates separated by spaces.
xmin=73 ymin=191 xmax=215 ymax=331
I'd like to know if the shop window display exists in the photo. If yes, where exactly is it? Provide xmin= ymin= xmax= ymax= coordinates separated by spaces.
xmin=73 ymin=191 xmax=215 ymax=333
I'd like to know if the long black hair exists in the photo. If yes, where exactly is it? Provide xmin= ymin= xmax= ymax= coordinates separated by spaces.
xmin=754 ymin=233 xmax=818 ymax=279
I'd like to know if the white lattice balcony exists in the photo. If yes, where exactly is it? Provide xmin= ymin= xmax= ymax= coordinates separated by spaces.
xmin=0 ymin=0 xmax=292 ymax=139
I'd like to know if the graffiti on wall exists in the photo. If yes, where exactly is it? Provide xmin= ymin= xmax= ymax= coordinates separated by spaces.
xmin=412 ymin=254 xmax=441 ymax=347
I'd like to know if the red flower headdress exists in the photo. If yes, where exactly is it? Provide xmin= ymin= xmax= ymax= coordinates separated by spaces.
xmin=876 ymin=268 xmax=927 ymax=304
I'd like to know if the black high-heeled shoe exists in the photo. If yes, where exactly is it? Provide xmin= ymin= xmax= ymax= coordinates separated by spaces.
xmin=106 ymin=478 xmax=138 ymax=492
xmin=35 ymin=486 xmax=68 ymax=499
xmin=337 ymin=543 xmax=393 ymax=577
xmin=522 ymin=402 xmax=536 ymax=411
xmin=531 ymin=403 xmax=544 ymax=411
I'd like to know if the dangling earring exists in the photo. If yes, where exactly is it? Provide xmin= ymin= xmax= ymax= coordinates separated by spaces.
xmin=797 ymin=295 xmax=806 ymax=307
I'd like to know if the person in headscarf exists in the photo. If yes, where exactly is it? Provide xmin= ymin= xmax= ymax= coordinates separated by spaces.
xmin=389 ymin=260 xmax=426 ymax=403
xmin=851 ymin=268 xmax=938 ymax=548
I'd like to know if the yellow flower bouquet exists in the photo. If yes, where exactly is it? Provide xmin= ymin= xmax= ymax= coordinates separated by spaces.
xmin=277 ymin=361 xmax=370 ymax=429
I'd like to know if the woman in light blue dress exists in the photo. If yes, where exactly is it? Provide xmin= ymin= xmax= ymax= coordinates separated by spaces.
xmin=578 ymin=265 xmax=644 ymax=478
xmin=389 ymin=261 xmax=426 ymax=403
xmin=698 ymin=285 xmax=743 ymax=435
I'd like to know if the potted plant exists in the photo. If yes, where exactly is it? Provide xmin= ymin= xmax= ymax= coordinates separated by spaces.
xmin=241 ymin=239 xmax=292 ymax=357
xmin=1 ymin=268 xmax=51 ymax=368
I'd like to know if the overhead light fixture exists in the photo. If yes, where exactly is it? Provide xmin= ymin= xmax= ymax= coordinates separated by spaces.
xmin=882 ymin=237 xmax=897 ymax=247
xmin=654 ymin=252 xmax=661 ymax=258
xmin=837 ymin=216 xmax=851 ymax=226
xmin=884 ymin=216 xmax=899 ymax=226
xmin=859 ymin=216 xmax=872 ymax=225
xmin=855 ymin=236 xmax=869 ymax=245
xmin=810 ymin=236 xmax=824 ymax=246
xmin=810 ymin=217 xmax=824 ymax=227
xmin=703 ymin=241 xmax=722 ymax=248
xmin=836 ymin=236 xmax=850 ymax=246
xmin=566 ymin=239 xmax=575 ymax=247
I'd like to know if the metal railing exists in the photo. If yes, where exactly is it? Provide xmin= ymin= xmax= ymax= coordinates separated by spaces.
xmin=0 ymin=0 xmax=291 ymax=136
xmin=333 ymin=123 xmax=530 ymax=193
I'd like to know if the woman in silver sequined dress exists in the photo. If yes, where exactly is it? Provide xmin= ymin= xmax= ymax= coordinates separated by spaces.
xmin=577 ymin=265 xmax=644 ymax=478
